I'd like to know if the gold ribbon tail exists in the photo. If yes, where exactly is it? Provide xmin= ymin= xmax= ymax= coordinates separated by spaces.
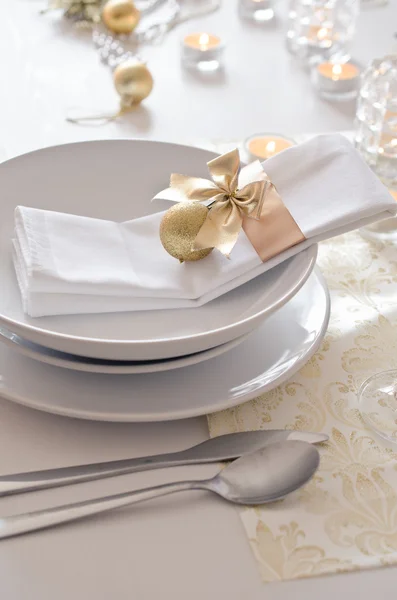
xmin=193 ymin=201 xmax=243 ymax=257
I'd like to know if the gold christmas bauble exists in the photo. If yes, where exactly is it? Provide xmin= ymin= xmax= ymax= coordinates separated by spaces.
xmin=160 ymin=203 xmax=213 ymax=263
xmin=102 ymin=0 xmax=140 ymax=34
xmin=113 ymin=59 xmax=154 ymax=106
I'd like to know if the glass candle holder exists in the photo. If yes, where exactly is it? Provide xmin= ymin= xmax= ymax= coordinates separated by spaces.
xmin=311 ymin=59 xmax=361 ymax=101
xmin=239 ymin=0 xmax=275 ymax=22
xmin=181 ymin=33 xmax=224 ymax=72
xmin=355 ymin=55 xmax=397 ymax=190
xmin=244 ymin=133 xmax=295 ymax=161
xmin=286 ymin=0 xmax=360 ymax=64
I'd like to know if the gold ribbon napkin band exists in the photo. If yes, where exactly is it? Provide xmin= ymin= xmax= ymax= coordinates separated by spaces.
xmin=154 ymin=148 xmax=305 ymax=261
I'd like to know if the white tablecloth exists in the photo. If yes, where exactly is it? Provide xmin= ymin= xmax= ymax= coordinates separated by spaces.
xmin=1 ymin=0 xmax=396 ymax=158
xmin=0 ymin=1 xmax=396 ymax=598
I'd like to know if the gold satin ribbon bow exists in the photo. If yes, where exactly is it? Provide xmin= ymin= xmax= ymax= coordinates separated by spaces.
xmin=153 ymin=148 xmax=271 ymax=257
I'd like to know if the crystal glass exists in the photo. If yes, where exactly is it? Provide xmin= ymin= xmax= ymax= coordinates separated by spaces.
xmin=356 ymin=58 xmax=397 ymax=447
xmin=356 ymin=55 xmax=397 ymax=241
xmin=355 ymin=55 xmax=397 ymax=188
xmin=286 ymin=0 xmax=360 ymax=64
xmin=359 ymin=371 xmax=397 ymax=447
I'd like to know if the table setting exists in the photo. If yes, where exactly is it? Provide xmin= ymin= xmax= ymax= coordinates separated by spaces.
xmin=0 ymin=0 xmax=397 ymax=598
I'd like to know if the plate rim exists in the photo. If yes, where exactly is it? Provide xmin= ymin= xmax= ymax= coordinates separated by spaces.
xmin=0 ymin=268 xmax=331 ymax=422
xmin=0 ymin=326 xmax=251 ymax=374
xmin=0 ymin=138 xmax=318 ymax=349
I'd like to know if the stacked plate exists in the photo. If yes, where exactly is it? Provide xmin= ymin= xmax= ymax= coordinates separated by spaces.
xmin=0 ymin=140 xmax=330 ymax=422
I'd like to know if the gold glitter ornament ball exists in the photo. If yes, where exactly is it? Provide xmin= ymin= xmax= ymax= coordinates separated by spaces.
xmin=160 ymin=203 xmax=213 ymax=263
xmin=102 ymin=0 xmax=140 ymax=34
xmin=113 ymin=59 xmax=154 ymax=106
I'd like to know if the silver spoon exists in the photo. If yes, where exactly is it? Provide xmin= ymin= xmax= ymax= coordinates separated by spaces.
xmin=0 ymin=440 xmax=319 ymax=540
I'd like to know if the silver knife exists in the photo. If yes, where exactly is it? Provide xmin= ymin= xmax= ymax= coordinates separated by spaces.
xmin=0 ymin=430 xmax=328 ymax=497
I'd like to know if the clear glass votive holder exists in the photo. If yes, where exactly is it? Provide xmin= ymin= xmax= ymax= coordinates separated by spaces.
xmin=244 ymin=133 xmax=296 ymax=162
xmin=181 ymin=33 xmax=225 ymax=72
xmin=286 ymin=0 xmax=360 ymax=65
xmin=239 ymin=0 xmax=275 ymax=22
xmin=311 ymin=59 xmax=361 ymax=101
xmin=355 ymin=55 xmax=397 ymax=190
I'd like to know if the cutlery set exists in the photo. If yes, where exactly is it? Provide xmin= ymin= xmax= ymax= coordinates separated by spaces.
xmin=0 ymin=430 xmax=327 ymax=540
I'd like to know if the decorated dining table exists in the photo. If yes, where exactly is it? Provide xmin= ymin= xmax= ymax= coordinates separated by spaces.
xmin=0 ymin=0 xmax=397 ymax=599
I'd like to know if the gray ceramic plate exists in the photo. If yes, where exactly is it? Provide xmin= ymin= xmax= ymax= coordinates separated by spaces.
xmin=0 ymin=269 xmax=330 ymax=422
xmin=0 ymin=140 xmax=316 ymax=361
xmin=0 ymin=326 xmax=249 ymax=374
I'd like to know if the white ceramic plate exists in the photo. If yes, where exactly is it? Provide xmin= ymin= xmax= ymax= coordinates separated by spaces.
xmin=0 ymin=270 xmax=330 ymax=422
xmin=0 ymin=326 xmax=249 ymax=374
xmin=0 ymin=140 xmax=317 ymax=361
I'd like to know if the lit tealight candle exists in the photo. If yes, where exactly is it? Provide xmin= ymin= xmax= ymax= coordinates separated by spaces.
xmin=312 ymin=60 xmax=361 ymax=101
xmin=318 ymin=62 xmax=359 ymax=80
xmin=182 ymin=33 xmax=224 ymax=72
xmin=184 ymin=33 xmax=221 ymax=51
xmin=244 ymin=134 xmax=295 ymax=161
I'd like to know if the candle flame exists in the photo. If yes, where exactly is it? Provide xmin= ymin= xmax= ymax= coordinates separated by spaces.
xmin=199 ymin=33 xmax=210 ymax=49
xmin=317 ymin=27 xmax=329 ymax=40
xmin=331 ymin=64 xmax=342 ymax=80
xmin=266 ymin=141 xmax=276 ymax=156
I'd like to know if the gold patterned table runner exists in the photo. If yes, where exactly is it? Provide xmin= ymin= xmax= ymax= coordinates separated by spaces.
xmin=208 ymin=230 xmax=397 ymax=582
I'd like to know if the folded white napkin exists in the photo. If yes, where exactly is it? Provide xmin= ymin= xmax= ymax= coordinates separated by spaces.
xmin=13 ymin=134 xmax=396 ymax=317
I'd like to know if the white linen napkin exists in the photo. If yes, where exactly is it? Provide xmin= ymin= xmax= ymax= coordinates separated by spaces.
xmin=13 ymin=134 xmax=396 ymax=317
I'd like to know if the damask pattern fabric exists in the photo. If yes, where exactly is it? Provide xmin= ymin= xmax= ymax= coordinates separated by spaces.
xmin=208 ymin=231 xmax=397 ymax=582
